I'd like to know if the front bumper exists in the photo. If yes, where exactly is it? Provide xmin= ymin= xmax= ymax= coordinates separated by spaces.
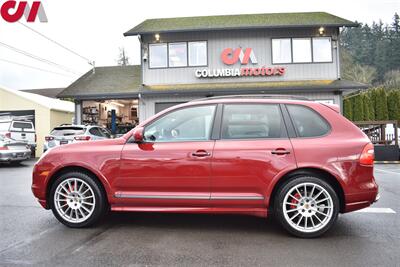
xmin=0 ymin=150 xmax=31 ymax=162
xmin=374 ymin=193 xmax=380 ymax=203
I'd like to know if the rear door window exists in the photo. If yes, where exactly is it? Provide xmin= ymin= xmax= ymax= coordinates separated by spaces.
xmin=221 ymin=104 xmax=286 ymax=139
xmin=51 ymin=127 xmax=86 ymax=136
xmin=286 ymin=105 xmax=330 ymax=137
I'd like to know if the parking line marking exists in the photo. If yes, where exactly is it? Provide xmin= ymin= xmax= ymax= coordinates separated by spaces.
xmin=355 ymin=208 xmax=396 ymax=214
xmin=375 ymin=168 xmax=400 ymax=176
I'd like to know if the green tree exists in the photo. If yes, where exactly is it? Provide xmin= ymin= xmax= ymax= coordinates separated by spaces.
xmin=387 ymin=89 xmax=400 ymax=122
xmin=343 ymin=98 xmax=353 ymax=120
xmin=352 ymin=94 xmax=364 ymax=121
xmin=362 ymin=93 xmax=372 ymax=121
xmin=374 ymin=88 xmax=389 ymax=120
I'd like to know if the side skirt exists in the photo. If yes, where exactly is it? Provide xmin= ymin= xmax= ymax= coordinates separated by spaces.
xmin=110 ymin=206 xmax=268 ymax=218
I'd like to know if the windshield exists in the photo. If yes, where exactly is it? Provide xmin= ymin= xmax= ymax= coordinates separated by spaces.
xmin=51 ymin=127 xmax=86 ymax=136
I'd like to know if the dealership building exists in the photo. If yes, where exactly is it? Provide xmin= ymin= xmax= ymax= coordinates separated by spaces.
xmin=58 ymin=12 xmax=366 ymax=133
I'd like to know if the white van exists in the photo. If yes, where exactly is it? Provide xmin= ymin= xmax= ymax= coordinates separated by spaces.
xmin=0 ymin=119 xmax=36 ymax=150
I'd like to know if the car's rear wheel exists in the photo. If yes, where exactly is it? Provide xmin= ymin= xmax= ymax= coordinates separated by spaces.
xmin=49 ymin=172 xmax=106 ymax=228
xmin=274 ymin=176 xmax=339 ymax=238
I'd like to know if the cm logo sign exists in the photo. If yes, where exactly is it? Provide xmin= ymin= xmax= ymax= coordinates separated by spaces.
xmin=0 ymin=1 xmax=47 ymax=22
xmin=221 ymin=48 xmax=258 ymax=65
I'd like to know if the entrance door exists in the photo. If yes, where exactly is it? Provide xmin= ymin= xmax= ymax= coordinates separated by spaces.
xmin=211 ymin=104 xmax=297 ymax=208
xmin=116 ymin=104 xmax=217 ymax=207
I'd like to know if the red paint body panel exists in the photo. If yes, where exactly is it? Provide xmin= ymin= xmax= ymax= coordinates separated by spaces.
xmin=32 ymin=99 xmax=378 ymax=217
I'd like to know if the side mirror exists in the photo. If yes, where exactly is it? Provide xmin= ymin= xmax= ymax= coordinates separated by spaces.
xmin=133 ymin=127 xmax=144 ymax=143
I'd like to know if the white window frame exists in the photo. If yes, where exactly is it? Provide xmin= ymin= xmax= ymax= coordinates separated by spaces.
xmin=292 ymin=38 xmax=312 ymax=63
xmin=148 ymin=41 xmax=208 ymax=69
xmin=312 ymin=37 xmax=333 ymax=63
xmin=149 ymin=43 xmax=168 ymax=69
xmin=271 ymin=38 xmax=292 ymax=64
xmin=271 ymin=36 xmax=333 ymax=64
xmin=168 ymin=42 xmax=188 ymax=68
xmin=188 ymin=41 xmax=208 ymax=67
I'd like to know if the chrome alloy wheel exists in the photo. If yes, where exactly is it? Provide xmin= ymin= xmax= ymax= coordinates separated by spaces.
xmin=282 ymin=182 xmax=334 ymax=233
xmin=54 ymin=178 xmax=96 ymax=223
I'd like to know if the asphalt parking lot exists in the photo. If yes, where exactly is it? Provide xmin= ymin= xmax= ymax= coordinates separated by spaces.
xmin=0 ymin=160 xmax=399 ymax=266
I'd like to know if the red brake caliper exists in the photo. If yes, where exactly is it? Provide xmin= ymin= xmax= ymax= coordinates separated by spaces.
xmin=290 ymin=193 xmax=301 ymax=209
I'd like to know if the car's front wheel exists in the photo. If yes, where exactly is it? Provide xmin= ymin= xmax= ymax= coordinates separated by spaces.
xmin=49 ymin=172 xmax=106 ymax=227
xmin=274 ymin=176 xmax=339 ymax=238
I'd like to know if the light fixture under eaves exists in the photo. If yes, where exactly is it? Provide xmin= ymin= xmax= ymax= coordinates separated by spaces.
xmin=319 ymin=27 xmax=325 ymax=35
xmin=155 ymin=33 xmax=160 ymax=41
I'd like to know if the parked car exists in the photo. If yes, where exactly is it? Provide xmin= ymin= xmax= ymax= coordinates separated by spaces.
xmin=32 ymin=96 xmax=379 ymax=238
xmin=0 ymin=134 xmax=31 ymax=164
xmin=0 ymin=118 xmax=36 ymax=153
xmin=43 ymin=125 xmax=112 ymax=152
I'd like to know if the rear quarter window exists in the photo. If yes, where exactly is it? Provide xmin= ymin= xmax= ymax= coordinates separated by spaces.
xmin=287 ymin=104 xmax=330 ymax=137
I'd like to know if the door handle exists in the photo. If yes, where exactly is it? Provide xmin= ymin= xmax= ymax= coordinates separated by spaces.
xmin=192 ymin=150 xmax=211 ymax=157
xmin=271 ymin=149 xmax=290 ymax=155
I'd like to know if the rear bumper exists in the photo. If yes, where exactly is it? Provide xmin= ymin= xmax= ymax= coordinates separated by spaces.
xmin=0 ymin=150 xmax=31 ymax=162
xmin=344 ymin=186 xmax=379 ymax=213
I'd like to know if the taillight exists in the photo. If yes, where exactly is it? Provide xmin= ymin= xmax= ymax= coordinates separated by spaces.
xmin=360 ymin=143 xmax=374 ymax=166
xmin=35 ymin=134 xmax=37 ymax=143
xmin=5 ymin=132 xmax=11 ymax=138
xmin=74 ymin=136 xmax=91 ymax=141
xmin=0 ymin=146 xmax=8 ymax=150
xmin=45 ymin=136 xmax=54 ymax=141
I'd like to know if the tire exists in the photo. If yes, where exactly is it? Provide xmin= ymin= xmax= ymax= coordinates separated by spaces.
xmin=274 ymin=176 xmax=339 ymax=238
xmin=49 ymin=172 xmax=107 ymax=228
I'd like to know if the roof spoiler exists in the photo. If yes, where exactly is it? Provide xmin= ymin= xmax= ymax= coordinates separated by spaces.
xmin=321 ymin=103 xmax=340 ymax=113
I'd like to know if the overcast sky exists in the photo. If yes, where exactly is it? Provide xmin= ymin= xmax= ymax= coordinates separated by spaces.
xmin=0 ymin=0 xmax=398 ymax=90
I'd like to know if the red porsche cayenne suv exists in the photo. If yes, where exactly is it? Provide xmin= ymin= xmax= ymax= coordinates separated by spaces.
xmin=32 ymin=96 xmax=379 ymax=238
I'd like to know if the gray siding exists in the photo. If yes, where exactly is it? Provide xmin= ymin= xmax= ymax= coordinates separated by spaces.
xmin=141 ymin=28 xmax=339 ymax=85
xmin=139 ymin=92 xmax=340 ymax=122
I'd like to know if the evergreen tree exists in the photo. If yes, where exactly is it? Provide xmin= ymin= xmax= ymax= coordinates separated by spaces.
xmin=362 ymin=93 xmax=372 ymax=121
xmin=343 ymin=98 xmax=353 ymax=120
xmin=374 ymin=88 xmax=389 ymax=120
xmin=352 ymin=94 xmax=364 ymax=121
xmin=387 ymin=89 xmax=400 ymax=122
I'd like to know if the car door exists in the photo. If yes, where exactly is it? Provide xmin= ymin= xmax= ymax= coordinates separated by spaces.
xmin=210 ymin=103 xmax=297 ymax=209
xmin=116 ymin=104 xmax=217 ymax=207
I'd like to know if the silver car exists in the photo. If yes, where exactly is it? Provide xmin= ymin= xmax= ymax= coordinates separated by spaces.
xmin=43 ymin=125 xmax=112 ymax=152
xmin=0 ymin=134 xmax=31 ymax=164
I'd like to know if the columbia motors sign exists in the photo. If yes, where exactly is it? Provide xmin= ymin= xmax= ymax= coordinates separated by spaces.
xmin=0 ymin=1 xmax=47 ymax=22
xmin=195 ymin=48 xmax=286 ymax=78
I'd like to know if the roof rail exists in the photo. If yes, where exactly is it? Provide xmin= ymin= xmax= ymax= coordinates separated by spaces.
xmin=190 ymin=94 xmax=310 ymax=102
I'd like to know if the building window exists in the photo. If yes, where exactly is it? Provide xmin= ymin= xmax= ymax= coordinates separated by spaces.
xmin=188 ymin=41 xmax=207 ymax=66
xmin=272 ymin=37 xmax=333 ymax=64
xmin=149 ymin=41 xmax=208 ymax=69
xmin=168 ymin=42 xmax=188 ymax=67
xmin=312 ymin=37 xmax=332 ymax=62
xmin=272 ymin=38 xmax=292 ymax=64
xmin=149 ymin=43 xmax=167 ymax=68
xmin=292 ymin=38 xmax=312 ymax=63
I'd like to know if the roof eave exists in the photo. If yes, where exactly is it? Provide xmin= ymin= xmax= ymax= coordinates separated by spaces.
xmin=124 ymin=23 xmax=359 ymax=36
